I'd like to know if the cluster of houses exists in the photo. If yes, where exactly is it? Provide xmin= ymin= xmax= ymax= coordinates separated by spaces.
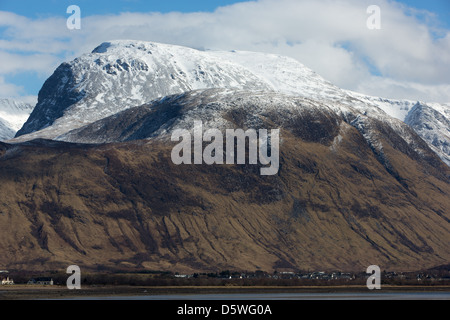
xmin=0 ymin=270 xmax=54 ymax=286
xmin=174 ymin=270 xmax=449 ymax=282
xmin=27 ymin=277 xmax=54 ymax=285
xmin=173 ymin=270 xmax=356 ymax=280
xmin=1 ymin=277 xmax=14 ymax=285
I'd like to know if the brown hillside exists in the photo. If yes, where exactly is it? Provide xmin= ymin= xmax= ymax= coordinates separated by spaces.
xmin=0 ymin=119 xmax=449 ymax=274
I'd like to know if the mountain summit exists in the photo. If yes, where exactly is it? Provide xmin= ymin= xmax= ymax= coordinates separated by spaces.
xmin=15 ymin=40 xmax=273 ymax=139
xmin=13 ymin=40 xmax=450 ymax=166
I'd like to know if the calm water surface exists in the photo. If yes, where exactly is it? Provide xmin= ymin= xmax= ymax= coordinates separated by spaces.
xmin=67 ymin=292 xmax=450 ymax=300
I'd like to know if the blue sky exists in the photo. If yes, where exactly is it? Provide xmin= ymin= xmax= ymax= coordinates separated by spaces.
xmin=400 ymin=0 xmax=450 ymax=27
xmin=0 ymin=0 xmax=447 ymax=25
xmin=0 ymin=0 xmax=449 ymax=103
xmin=0 ymin=0 xmax=248 ymax=100
xmin=0 ymin=0 xmax=250 ymax=16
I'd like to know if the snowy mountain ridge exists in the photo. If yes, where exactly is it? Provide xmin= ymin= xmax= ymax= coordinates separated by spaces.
xmin=346 ymin=91 xmax=450 ymax=166
xmin=10 ymin=40 xmax=450 ymax=166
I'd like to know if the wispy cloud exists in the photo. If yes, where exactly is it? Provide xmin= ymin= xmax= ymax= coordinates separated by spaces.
xmin=0 ymin=0 xmax=449 ymax=103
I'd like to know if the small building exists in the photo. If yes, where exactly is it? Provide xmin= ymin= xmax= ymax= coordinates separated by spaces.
xmin=28 ymin=277 xmax=54 ymax=285
xmin=1 ymin=276 xmax=14 ymax=285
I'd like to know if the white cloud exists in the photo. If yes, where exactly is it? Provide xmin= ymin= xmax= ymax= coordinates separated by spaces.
xmin=0 ymin=76 xmax=37 ymax=105
xmin=355 ymin=76 xmax=450 ymax=103
xmin=0 ymin=76 xmax=23 ymax=97
xmin=0 ymin=51 xmax=60 ymax=74
xmin=0 ymin=0 xmax=449 ymax=103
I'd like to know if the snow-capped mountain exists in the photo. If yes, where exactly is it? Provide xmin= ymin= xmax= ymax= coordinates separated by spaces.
xmin=15 ymin=41 xmax=272 ymax=139
xmin=14 ymin=40 xmax=371 ymax=141
xmin=405 ymin=102 xmax=450 ymax=165
xmin=347 ymin=91 xmax=450 ymax=166
xmin=12 ymin=40 xmax=449 ymax=166
xmin=2 ymin=41 xmax=449 ymax=273
xmin=0 ymin=98 xmax=34 ymax=140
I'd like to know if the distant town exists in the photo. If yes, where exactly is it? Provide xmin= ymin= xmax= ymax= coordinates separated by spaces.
xmin=1 ymin=268 xmax=449 ymax=287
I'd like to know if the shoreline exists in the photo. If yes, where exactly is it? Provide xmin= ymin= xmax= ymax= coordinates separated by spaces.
xmin=1 ymin=285 xmax=450 ymax=300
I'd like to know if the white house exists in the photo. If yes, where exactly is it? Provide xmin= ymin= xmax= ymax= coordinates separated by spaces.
xmin=1 ymin=276 xmax=14 ymax=285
